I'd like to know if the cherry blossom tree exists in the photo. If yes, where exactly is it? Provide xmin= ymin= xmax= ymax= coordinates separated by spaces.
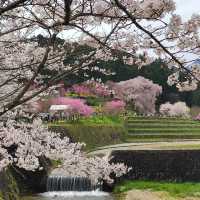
xmin=1 ymin=0 xmax=200 ymax=182
xmin=51 ymin=153 xmax=129 ymax=184
xmin=159 ymin=101 xmax=190 ymax=117
xmin=1 ymin=0 xmax=200 ymax=117
xmin=0 ymin=118 xmax=129 ymax=183
xmin=113 ymin=76 xmax=162 ymax=114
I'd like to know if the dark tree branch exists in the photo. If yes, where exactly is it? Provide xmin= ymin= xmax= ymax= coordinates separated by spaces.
xmin=0 ymin=0 xmax=27 ymax=15
xmin=64 ymin=0 xmax=72 ymax=24
xmin=114 ymin=0 xmax=199 ymax=82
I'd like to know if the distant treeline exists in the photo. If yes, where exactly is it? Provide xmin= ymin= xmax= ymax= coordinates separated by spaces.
xmin=36 ymin=34 xmax=200 ymax=107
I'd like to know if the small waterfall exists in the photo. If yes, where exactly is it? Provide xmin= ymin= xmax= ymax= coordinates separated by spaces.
xmin=47 ymin=176 xmax=102 ymax=192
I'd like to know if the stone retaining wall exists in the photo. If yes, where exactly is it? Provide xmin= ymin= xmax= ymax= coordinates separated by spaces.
xmin=111 ymin=150 xmax=200 ymax=182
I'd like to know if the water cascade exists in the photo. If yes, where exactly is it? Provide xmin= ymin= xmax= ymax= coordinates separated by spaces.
xmin=47 ymin=176 xmax=102 ymax=192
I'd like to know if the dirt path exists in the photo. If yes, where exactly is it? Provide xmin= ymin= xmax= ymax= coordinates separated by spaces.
xmin=89 ymin=140 xmax=200 ymax=156
xmin=125 ymin=190 xmax=166 ymax=200
xmin=125 ymin=189 xmax=200 ymax=200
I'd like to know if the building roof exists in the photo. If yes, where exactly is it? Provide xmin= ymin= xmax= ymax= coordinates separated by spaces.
xmin=49 ymin=105 xmax=71 ymax=111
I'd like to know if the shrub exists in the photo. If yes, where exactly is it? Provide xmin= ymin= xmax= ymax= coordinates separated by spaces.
xmin=103 ymin=100 xmax=126 ymax=115
xmin=160 ymin=102 xmax=190 ymax=118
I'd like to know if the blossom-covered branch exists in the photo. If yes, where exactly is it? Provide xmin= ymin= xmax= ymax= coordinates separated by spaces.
xmin=1 ymin=0 xmax=200 ymax=116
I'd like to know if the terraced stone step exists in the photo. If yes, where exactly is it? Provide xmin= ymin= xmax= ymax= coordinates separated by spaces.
xmin=126 ymin=117 xmax=200 ymax=139
xmin=127 ymin=134 xmax=200 ymax=139
xmin=127 ymin=119 xmax=198 ymax=124
xmin=128 ymin=129 xmax=200 ymax=134
xmin=127 ymin=124 xmax=200 ymax=128
xmin=127 ymin=119 xmax=197 ymax=124
xmin=127 ymin=116 xmax=193 ymax=121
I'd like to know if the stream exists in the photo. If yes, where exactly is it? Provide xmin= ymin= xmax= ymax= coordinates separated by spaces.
xmin=22 ymin=191 xmax=115 ymax=200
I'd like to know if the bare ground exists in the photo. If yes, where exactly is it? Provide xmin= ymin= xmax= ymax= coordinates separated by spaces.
xmin=89 ymin=140 xmax=200 ymax=156
xmin=125 ymin=189 xmax=200 ymax=200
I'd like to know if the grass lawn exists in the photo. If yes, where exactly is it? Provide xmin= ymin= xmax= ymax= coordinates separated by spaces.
xmin=48 ymin=115 xmax=127 ymax=151
xmin=114 ymin=180 xmax=200 ymax=198
xmin=126 ymin=116 xmax=200 ymax=140
xmin=49 ymin=115 xmax=124 ymax=126
xmin=48 ymin=115 xmax=200 ymax=151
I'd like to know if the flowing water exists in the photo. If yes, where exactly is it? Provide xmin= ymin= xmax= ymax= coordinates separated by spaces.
xmin=22 ymin=191 xmax=115 ymax=200
xmin=47 ymin=176 xmax=101 ymax=191
xmin=22 ymin=176 xmax=115 ymax=200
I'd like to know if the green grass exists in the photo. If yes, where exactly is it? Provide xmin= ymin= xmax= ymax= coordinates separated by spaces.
xmin=191 ymin=106 xmax=200 ymax=117
xmin=126 ymin=116 xmax=200 ymax=140
xmin=156 ymin=144 xmax=200 ymax=150
xmin=128 ymin=134 xmax=200 ymax=139
xmin=127 ymin=120 xmax=197 ymax=126
xmin=127 ymin=124 xmax=200 ymax=128
xmin=50 ymin=115 xmax=124 ymax=126
xmin=49 ymin=115 xmax=200 ymax=149
xmin=49 ymin=115 xmax=200 ymax=148
xmin=128 ymin=129 xmax=200 ymax=134
xmin=49 ymin=123 xmax=127 ymax=151
xmin=114 ymin=180 xmax=200 ymax=198
xmin=78 ymin=115 xmax=124 ymax=125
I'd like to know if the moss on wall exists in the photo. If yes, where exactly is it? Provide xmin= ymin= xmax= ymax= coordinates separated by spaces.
xmin=49 ymin=124 xmax=127 ymax=150
xmin=0 ymin=192 xmax=3 ymax=200
xmin=0 ymin=168 xmax=20 ymax=200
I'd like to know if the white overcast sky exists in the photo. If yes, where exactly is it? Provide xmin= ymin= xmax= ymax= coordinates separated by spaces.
xmin=58 ymin=0 xmax=200 ymax=40
xmin=175 ymin=0 xmax=200 ymax=20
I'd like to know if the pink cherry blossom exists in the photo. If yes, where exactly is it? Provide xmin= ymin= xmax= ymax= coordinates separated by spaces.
xmin=50 ymin=97 xmax=94 ymax=116
xmin=113 ymin=76 xmax=162 ymax=114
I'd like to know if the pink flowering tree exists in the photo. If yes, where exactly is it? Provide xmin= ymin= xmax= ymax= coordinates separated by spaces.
xmin=113 ymin=76 xmax=162 ymax=115
xmin=50 ymin=97 xmax=94 ymax=117
xmin=103 ymin=100 xmax=126 ymax=115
